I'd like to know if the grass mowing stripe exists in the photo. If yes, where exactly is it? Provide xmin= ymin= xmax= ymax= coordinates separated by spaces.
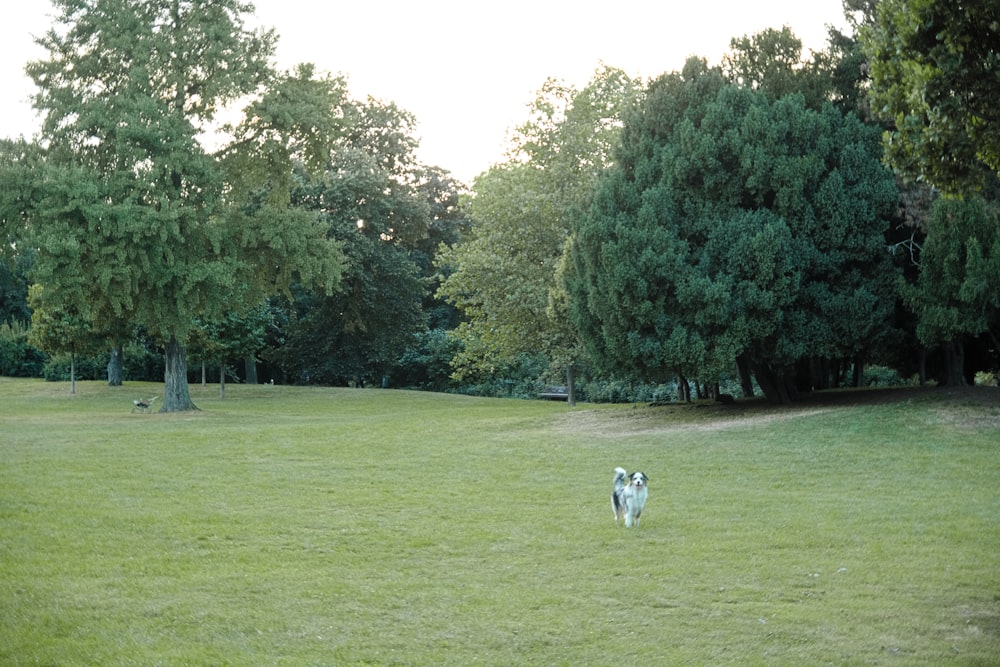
xmin=2 ymin=379 xmax=998 ymax=664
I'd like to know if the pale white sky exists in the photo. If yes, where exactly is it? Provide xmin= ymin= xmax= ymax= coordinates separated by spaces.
xmin=0 ymin=1 xmax=848 ymax=183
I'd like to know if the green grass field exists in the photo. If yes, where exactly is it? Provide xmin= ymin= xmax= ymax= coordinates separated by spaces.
xmin=2 ymin=378 xmax=998 ymax=665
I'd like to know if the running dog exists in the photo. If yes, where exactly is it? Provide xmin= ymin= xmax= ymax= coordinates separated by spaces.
xmin=611 ymin=467 xmax=649 ymax=527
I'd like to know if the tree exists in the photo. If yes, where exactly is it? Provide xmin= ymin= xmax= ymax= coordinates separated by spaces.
xmin=564 ymin=58 xmax=900 ymax=403
xmin=0 ymin=140 xmax=43 ymax=328
xmin=190 ymin=305 xmax=271 ymax=397
xmin=437 ymin=67 xmax=639 ymax=401
xmin=722 ymin=26 xmax=832 ymax=110
xmin=27 ymin=284 xmax=103 ymax=394
xmin=267 ymin=98 xmax=442 ymax=386
xmin=902 ymin=196 xmax=1000 ymax=384
xmin=862 ymin=0 xmax=1000 ymax=194
xmin=0 ymin=140 xmax=43 ymax=265
xmin=25 ymin=0 xmax=344 ymax=411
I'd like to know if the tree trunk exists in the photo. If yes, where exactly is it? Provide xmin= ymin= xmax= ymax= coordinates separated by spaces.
xmin=70 ymin=352 xmax=76 ymax=395
xmin=750 ymin=360 xmax=794 ymax=404
xmin=941 ymin=339 xmax=967 ymax=386
xmin=677 ymin=375 xmax=691 ymax=402
xmin=219 ymin=364 xmax=226 ymax=399
xmin=565 ymin=365 xmax=576 ymax=407
xmin=736 ymin=354 xmax=755 ymax=398
xmin=851 ymin=352 xmax=865 ymax=387
xmin=107 ymin=345 xmax=123 ymax=386
xmin=245 ymin=354 xmax=258 ymax=384
xmin=161 ymin=336 xmax=198 ymax=412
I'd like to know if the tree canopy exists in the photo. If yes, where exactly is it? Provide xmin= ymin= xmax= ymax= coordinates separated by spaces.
xmin=24 ymin=0 xmax=345 ymax=410
xmin=436 ymin=67 xmax=639 ymax=394
xmin=564 ymin=58 xmax=899 ymax=403
xmin=862 ymin=0 xmax=1000 ymax=194
xmin=903 ymin=196 xmax=1000 ymax=383
xmin=266 ymin=98 xmax=462 ymax=387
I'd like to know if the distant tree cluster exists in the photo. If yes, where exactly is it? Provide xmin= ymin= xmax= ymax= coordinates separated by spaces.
xmin=2 ymin=0 xmax=997 ymax=406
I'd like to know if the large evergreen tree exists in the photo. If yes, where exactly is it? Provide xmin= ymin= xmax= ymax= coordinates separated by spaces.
xmin=25 ymin=0 xmax=344 ymax=410
xmin=565 ymin=58 xmax=899 ymax=403
xmin=902 ymin=197 xmax=1000 ymax=384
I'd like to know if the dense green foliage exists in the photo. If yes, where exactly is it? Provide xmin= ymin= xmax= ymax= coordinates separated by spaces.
xmin=0 ymin=321 xmax=45 ymax=377
xmin=23 ymin=0 xmax=345 ymax=410
xmin=437 ymin=68 xmax=639 ymax=393
xmin=862 ymin=0 xmax=1000 ymax=194
xmin=565 ymin=58 xmax=899 ymax=403
xmin=903 ymin=196 xmax=1000 ymax=382
xmin=5 ymin=2 xmax=1000 ymax=399
xmin=266 ymin=100 xmax=465 ymax=386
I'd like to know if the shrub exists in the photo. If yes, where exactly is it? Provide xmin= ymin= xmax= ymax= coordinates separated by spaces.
xmin=42 ymin=354 xmax=107 ymax=382
xmin=863 ymin=364 xmax=908 ymax=387
xmin=0 ymin=321 xmax=46 ymax=377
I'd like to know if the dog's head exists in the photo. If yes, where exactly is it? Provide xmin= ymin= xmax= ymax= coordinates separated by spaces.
xmin=629 ymin=472 xmax=648 ymax=489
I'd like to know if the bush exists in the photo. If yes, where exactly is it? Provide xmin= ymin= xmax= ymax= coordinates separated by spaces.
xmin=862 ymin=365 xmax=908 ymax=387
xmin=392 ymin=329 xmax=460 ymax=392
xmin=42 ymin=354 xmax=107 ymax=382
xmin=121 ymin=340 xmax=164 ymax=382
xmin=453 ymin=353 xmax=548 ymax=399
xmin=576 ymin=378 xmax=679 ymax=404
xmin=974 ymin=370 xmax=998 ymax=387
xmin=0 ymin=321 xmax=46 ymax=377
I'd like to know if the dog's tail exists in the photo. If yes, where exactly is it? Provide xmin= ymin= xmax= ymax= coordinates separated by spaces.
xmin=612 ymin=467 xmax=627 ymax=519
xmin=613 ymin=466 xmax=627 ymax=492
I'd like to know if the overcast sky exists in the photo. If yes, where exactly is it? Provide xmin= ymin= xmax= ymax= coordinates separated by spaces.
xmin=0 ymin=1 xmax=849 ymax=183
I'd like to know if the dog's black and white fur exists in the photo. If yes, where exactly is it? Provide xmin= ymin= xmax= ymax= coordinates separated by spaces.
xmin=612 ymin=467 xmax=648 ymax=527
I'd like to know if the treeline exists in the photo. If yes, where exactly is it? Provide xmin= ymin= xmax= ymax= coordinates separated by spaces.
xmin=1 ymin=0 xmax=998 ymax=406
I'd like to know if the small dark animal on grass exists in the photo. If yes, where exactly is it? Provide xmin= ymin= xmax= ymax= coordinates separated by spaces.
xmin=611 ymin=467 xmax=649 ymax=527
xmin=131 ymin=396 xmax=157 ymax=413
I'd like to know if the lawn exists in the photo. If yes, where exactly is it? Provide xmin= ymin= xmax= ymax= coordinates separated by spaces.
xmin=2 ymin=378 xmax=998 ymax=665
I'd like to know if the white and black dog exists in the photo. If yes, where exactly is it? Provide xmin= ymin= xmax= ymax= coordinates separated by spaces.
xmin=612 ymin=467 xmax=649 ymax=527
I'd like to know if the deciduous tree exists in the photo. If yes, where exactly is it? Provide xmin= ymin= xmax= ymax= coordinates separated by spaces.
xmin=862 ymin=0 xmax=1000 ymax=193
xmin=437 ymin=67 xmax=638 ymax=401
xmin=268 ymin=98 xmax=441 ymax=386
xmin=25 ymin=0 xmax=344 ymax=410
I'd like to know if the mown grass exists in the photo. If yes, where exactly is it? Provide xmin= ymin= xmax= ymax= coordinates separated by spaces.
xmin=2 ymin=378 xmax=999 ymax=665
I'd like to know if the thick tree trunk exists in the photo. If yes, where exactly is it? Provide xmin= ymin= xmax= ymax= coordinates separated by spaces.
xmin=245 ymin=354 xmax=258 ymax=384
xmin=565 ymin=365 xmax=576 ymax=407
xmin=677 ymin=375 xmax=691 ymax=402
xmin=107 ymin=345 xmax=123 ymax=386
xmin=940 ymin=339 xmax=967 ymax=386
xmin=750 ymin=360 xmax=795 ymax=404
xmin=851 ymin=352 xmax=865 ymax=387
xmin=161 ymin=336 xmax=198 ymax=412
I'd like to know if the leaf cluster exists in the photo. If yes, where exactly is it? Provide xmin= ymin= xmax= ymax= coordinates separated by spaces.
xmin=862 ymin=0 xmax=1000 ymax=193
xmin=21 ymin=0 xmax=347 ymax=352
